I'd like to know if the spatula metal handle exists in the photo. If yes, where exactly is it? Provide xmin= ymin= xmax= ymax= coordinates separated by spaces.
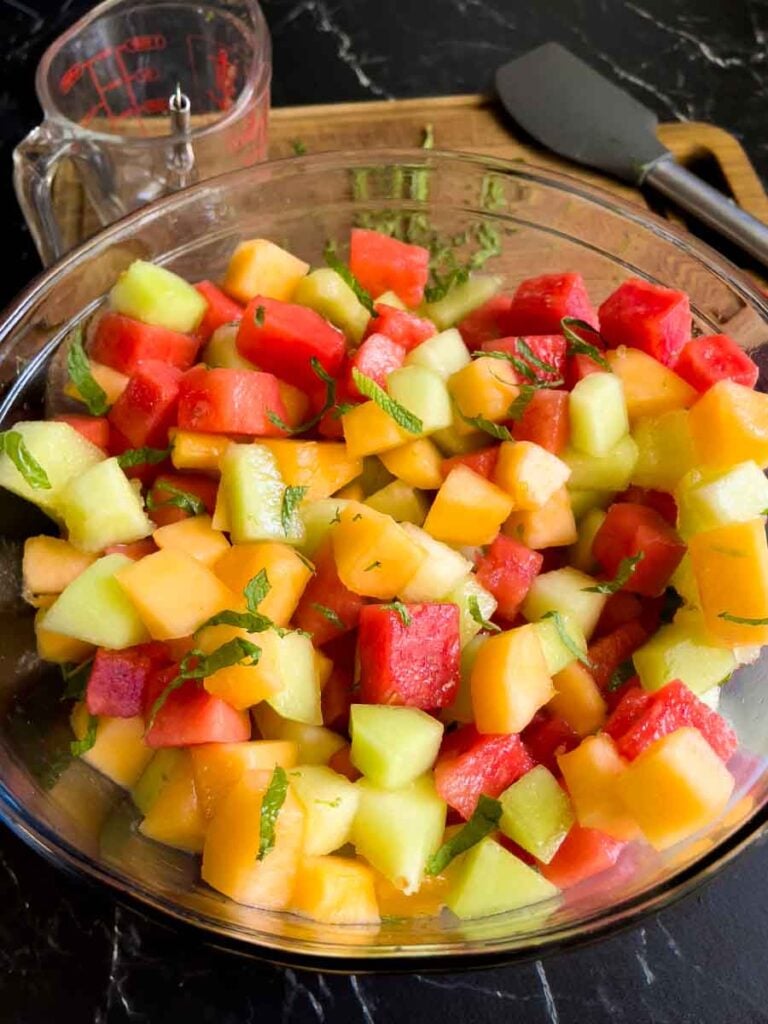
xmin=643 ymin=154 xmax=768 ymax=270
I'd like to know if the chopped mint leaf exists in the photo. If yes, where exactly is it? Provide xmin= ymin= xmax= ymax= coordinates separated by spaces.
xmin=311 ymin=603 xmax=345 ymax=631
xmin=66 ymin=326 xmax=110 ymax=416
xmin=607 ymin=659 xmax=636 ymax=692
xmin=257 ymin=766 xmax=290 ymax=860
xmin=0 ymin=431 xmax=51 ymax=490
xmin=364 ymin=561 xmax=382 ymax=572
xmin=254 ymin=304 xmax=266 ymax=326
xmin=422 ymin=123 xmax=435 ymax=149
xmin=541 ymin=610 xmax=593 ymax=668
xmin=351 ymin=369 xmax=423 ymax=434
xmin=480 ymin=174 xmax=507 ymax=211
xmin=146 ymin=480 xmax=207 ymax=518
xmin=61 ymin=660 xmax=93 ymax=701
xmin=281 ymin=485 xmax=307 ymax=535
xmin=290 ymin=139 xmax=307 ymax=156
xmin=468 ymin=595 xmax=500 ymax=633
xmin=561 ymin=317 xmax=611 ymax=371
xmin=267 ymin=356 xmax=337 ymax=435
xmin=583 ymin=553 xmax=645 ymax=594
xmin=718 ymin=612 xmax=768 ymax=625
xmin=324 ymin=241 xmax=375 ymax=314
xmin=70 ymin=713 xmax=98 ymax=757
xmin=459 ymin=413 xmax=513 ymax=442
xmin=426 ymin=794 xmax=502 ymax=875
xmin=507 ymin=385 xmax=537 ymax=422
xmin=382 ymin=600 xmax=412 ymax=627
xmin=116 ymin=445 xmax=171 ymax=469
xmin=515 ymin=338 xmax=559 ymax=376
xmin=245 ymin=568 xmax=270 ymax=613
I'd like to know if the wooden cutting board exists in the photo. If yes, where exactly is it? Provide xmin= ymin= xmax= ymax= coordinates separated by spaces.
xmin=51 ymin=93 xmax=768 ymax=262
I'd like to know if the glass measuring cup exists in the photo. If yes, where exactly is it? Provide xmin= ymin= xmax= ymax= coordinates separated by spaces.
xmin=13 ymin=0 xmax=271 ymax=267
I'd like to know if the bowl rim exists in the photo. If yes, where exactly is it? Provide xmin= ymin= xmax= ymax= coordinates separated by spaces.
xmin=3 ymin=146 xmax=768 ymax=966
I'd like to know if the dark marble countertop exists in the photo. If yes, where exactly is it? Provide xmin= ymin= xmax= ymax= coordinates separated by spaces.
xmin=2 ymin=1 xmax=768 ymax=1021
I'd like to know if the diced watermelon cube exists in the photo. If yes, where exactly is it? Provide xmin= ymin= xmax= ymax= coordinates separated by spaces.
xmin=475 ymin=534 xmax=543 ymax=620
xmin=521 ymin=712 xmax=579 ymax=775
xmin=236 ymin=296 xmax=346 ymax=391
xmin=606 ymin=679 xmax=737 ymax=762
xmin=347 ymin=333 xmax=406 ymax=396
xmin=434 ymin=723 xmax=534 ymax=819
xmin=592 ymin=502 xmax=686 ymax=598
xmin=53 ymin=414 xmax=110 ymax=450
xmin=357 ymin=603 xmax=460 ymax=709
xmin=104 ymin=538 xmax=158 ymax=560
xmin=604 ymin=684 xmax=655 ymax=740
xmin=147 ymin=472 xmax=218 ymax=527
xmin=143 ymin=667 xmax=251 ymax=748
xmin=511 ymin=388 xmax=570 ymax=454
xmin=587 ymin=620 xmax=649 ymax=691
xmin=502 ymin=273 xmax=598 ymax=335
xmin=194 ymin=280 xmax=244 ymax=342
xmin=539 ymin=825 xmax=625 ymax=888
xmin=177 ymin=364 xmax=287 ymax=436
xmin=320 ymin=664 xmax=355 ymax=733
xmin=91 ymin=312 xmax=201 ymax=374
xmin=594 ymin=592 xmax=646 ymax=636
xmin=481 ymin=335 xmax=567 ymax=384
xmin=674 ymin=333 xmax=759 ymax=392
xmin=350 ymin=229 xmax=430 ymax=309
xmin=107 ymin=361 xmax=183 ymax=448
xmin=599 ymin=278 xmax=691 ymax=366
xmin=441 ymin=445 xmax=499 ymax=480
xmin=86 ymin=642 xmax=171 ymax=717
xmin=366 ymin=304 xmax=437 ymax=351
xmin=457 ymin=294 xmax=514 ymax=351
xmin=496 ymin=832 xmax=537 ymax=865
xmin=293 ymin=539 xmax=369 ymax=646
xmin=615 ymin=486 xmax=677 ymax=527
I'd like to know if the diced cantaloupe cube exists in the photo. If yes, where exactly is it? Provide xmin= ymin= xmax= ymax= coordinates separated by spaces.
xmin=198 ymin=624 xmax=284 ymax=709
xmin=549 ymin=662 xmax=607 ymax=736
xmin=257 ymin=440 xmax=362 ymax=501
xmin=334 ymin=481 xmax=365 ymax=500
xmin=493 ymin=441 xmax=571 ymax=510
xmin=616 ymin=728 xmax=734 ymax=850
xmin=364 ymin=479 xmax=428 ymax=526
xmin=290 ymin=855 xmax=380 ymax=924
xmin=70 ymin=702 xmax=153 ymax=787
xmin=201 ymin=769 xmax=305 ymax=908
xmin=331 ymin=502 xmax=425 ymax=599
xmin=379 ymin=438 xmax=444 ymax=489
xmin=169 ymin=429 xmax=229 ymax=474
xmin=139 ymin=749 xmax=207 ymax=853
xmin=190 ymin=740 xmax=298 ymax=820
xmin=688 ymin=518 xmax=768 ymax=645
xmin=504 ymin=486 xmax=577 ymax=550
xmin=222 ymin=239 xmax=309 ymax=303
xmin=65 ymin=360 xmax=128 ymax=407
xmin=447 ymin=357 xmax=519 ymax=421
xmin=115 ymin=548 xmax=236 ymax=639
xmin=557 ymin=735 xmax=638 ymax=841
xmin=471 ymin=624 xmax=554 ymax=733
xmin=373 ymin=868 xmax=449 ymax=919
xmin=341 ymin=401 xmax=413 ymax=459
xmin=688 ymin=380 xmax=768 ymax=468
xmin=424 ymin=466 xmax=514 ymax=546
xmin=214 ymin=541 xmax=313 ymax=625
xmin=607 ymin=346 xmax=697 ymax=422
xmin=152 ymin=515 xmax=230 ymax=567
xmin=23 ymin=536 xmax=95 ymax=601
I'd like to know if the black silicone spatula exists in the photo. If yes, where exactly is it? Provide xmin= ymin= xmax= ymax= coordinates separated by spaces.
xmin=496 ymin=42 xmax=768 ymax=268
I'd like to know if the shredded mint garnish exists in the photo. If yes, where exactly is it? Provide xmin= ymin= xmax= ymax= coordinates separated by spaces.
xmin=561 ymin=317 xmax=611 ymax=371
xmin=290 ymin=139 xmax=307 ymax=156
xmin=607 ymin=659 xmax=636 ymax=692
xmin=116 ymin=445 xmax=171 ymax=469
xmin=0 ymin=431 xmax=51 ymax=489
xmin=66 ymin=326 xmax=110 ymax=416
xmin=718 ymin=612 xmax=768 ymax=626
xmin=351 ymin=369 xmax=423 ymax=434
xmin=281 ymin=485 xmax=307 ymax=536
xmin=459 ymin=413 xmax=513 ymax=442
xmin=146 ymin=480 xmax=206 ymax=518
xmin=70 ymin=713 xmax=98 ymax=757
xmin=324 ymin=241 xmax=375 ymax=314
xmin=382 ymin=600 xmax=412 ymax=627
xmin=541 ymin=610 xmax=593 ymax=668
xmin=311 ymin=603 xmax=345 ymax=631
xmin=468 ymin=596 xmax=500 ymax=633
xmin=426 ymin=794 xmax=502 ymax=875
xmin=583 ymin=553 xmax=645 ymax=594
xmin=257 ymin=766 xmax=290 ymax=860
xmin=268 ymin=357 xmax=339 ymax=435
xmin=254 ymin=304 xmax=266 ymax=326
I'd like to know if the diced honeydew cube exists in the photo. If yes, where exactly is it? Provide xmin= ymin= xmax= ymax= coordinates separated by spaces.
xmin=444 ymin=836 xmax=559 ymax=920
xmin=534 ymin=615 xmax=588 ymax=675
xmin=364 ymin=480 xmax=428 ymax=525
xmin=567 ymin=488 xmax=613 ymax=521
xmin=299 ymin=498 xmax=350 ymax=556
xmin=289 ymin=765 xmax=360 ymax=856
xmin=633 ymin=608 xmax=736 ymax=695
xmin=220 ymin=442 xmax=305 ymax=545
xmin=424 ymin=275 xmax=502 ymax=330
xmin=522 ymin=567 xmax=607 ymax=640
xmin=562 ymin=435 xmax=638 ymax=492
xmin=61 ymin=457 xmax=153 ymax=553
xmin=386 ymin=365 xmax=453 ymax=434
xmin=264 ymin=631 xmax=322 ymax=725
xmin=630 ymin=409 xmax=694 ymax=492
xmin=293 ymin=268 xmax=370 ymax=343
xmin=350 ymin=705 xmax=444 ymax=789
xmin=397 ymin=523 xmax=473 ymax=602
xmin=445 ymin=574 xmax=498 ymax=647
xmin=499 ymin=765 xmax=574 ymax=863
xmin=676 ymin=461 xmax=768 ymax=538
xmin=109 ymin=259 xmax=207 ymax=333
xmin=405 ymin=328 xmax=472 ymax=380
xmin=568 ymin=507 xmax=606 ymax=574
xmin=569 ymin=373 xmax=629 ymax=456
xmin=352 ymin=775 xmax=446 ymax=894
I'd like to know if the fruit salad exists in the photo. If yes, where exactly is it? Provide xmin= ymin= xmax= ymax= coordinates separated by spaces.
xmin=6 ymin=224 xmax=767 ymax=927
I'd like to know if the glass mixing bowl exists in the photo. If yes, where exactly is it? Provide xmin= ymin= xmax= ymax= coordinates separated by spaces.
xmin=1 ymin=150 xmax=767 ymax=970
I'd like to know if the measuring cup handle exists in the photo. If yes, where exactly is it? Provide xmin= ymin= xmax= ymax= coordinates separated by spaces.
xmin=13 ymin=124 xmax=75 ymax=267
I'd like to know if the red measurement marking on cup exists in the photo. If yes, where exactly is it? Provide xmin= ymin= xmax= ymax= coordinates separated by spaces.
xmin=118 ymin=34 xmax=166 ymax=54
